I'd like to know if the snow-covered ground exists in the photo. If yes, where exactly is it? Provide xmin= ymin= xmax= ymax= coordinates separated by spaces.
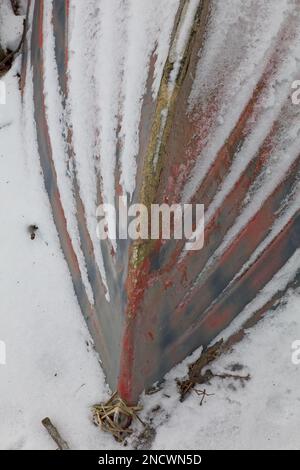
xmin=1 ymin=0 xmax=300 ymax=450
xmin=144 ymin=291 xmax=300 ymax=450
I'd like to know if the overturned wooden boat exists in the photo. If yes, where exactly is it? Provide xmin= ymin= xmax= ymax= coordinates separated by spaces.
xmin=22 ymin=0 xmax=300 ymax=404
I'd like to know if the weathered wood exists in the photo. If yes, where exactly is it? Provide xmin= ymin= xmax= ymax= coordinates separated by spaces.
xmin=42 ymin=417 xmax=70 ymax=450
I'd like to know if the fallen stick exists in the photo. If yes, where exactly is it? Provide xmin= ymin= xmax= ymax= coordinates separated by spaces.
xmin=212 ymin=372 xmax=250 ymax=382
xmin=41 ymin=417 xmax=70 ymax=450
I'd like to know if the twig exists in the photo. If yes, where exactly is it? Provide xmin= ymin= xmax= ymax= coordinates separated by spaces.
xmin=194 ymin=388 xmax=214 ymax=406
xmin=177 ymin=339 xmax=224 ymax=401
xmin=41 ymin=417 xmax=70 ymax=450
xmin=212 ymin=372 xmax=251 ymax=382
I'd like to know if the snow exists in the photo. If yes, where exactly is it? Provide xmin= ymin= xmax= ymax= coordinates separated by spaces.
xmin=118 ymin=0 xmax=179 ymax=197
xmin=0 ymin=61 xmax=113 ymax=450
xmin=1 ymin=60 xmax=300 ymax=448
xmin=42 ymin=0 xmax=95 ymax=304
xmin=184 ymin=0 xmax=297 ymax=203
xmin=180 ymin=0 xmax=300 ymax=280
xmin=168 ymin=0 xmax=199 ymax=87
xmin=148 ymin=291 xmax=300 ymax=450
xmin=67 ymin=0 xmax=179 ymax=213
xmin=66 ymin=0 xmax=179 ymax=260
xmin=1 ymin=0 xmax=300 ymax=451
xmin=0 ymin=0 xmax=24 ymax=51
xmin=233 ymin=186 xmax=300 ymax=283
xmin=67 ymin=0 xmax=109 ymax=295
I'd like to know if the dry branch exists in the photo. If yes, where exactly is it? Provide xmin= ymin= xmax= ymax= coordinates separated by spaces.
xmin=177 ymin=339 xmax=224 ymax=401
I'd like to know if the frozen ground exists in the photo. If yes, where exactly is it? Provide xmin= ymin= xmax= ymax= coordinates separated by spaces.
xmin=0 ymin=0 xmax=300 ymax=450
